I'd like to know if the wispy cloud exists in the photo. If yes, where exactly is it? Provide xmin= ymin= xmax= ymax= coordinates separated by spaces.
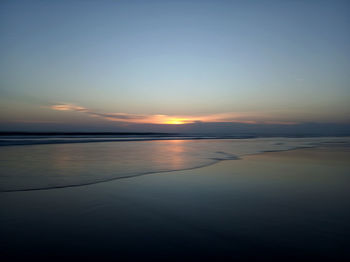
xmin=49 ymin=103 xmax=298 ymax=125
xmin=50 ymin=104 xmax=175 ymax=124
xmin=51 ymin=104 xmax=88 ymax=112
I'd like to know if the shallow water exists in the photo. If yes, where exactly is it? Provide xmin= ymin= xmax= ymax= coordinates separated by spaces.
xmin=1 ymin=146 xmax=349 ymax=261
xmin=0 ymin=137 xmax=349 ymax=191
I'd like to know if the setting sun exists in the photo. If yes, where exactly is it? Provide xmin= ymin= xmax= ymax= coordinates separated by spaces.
xmin=163 ymin=118 xmax=190 ymax=125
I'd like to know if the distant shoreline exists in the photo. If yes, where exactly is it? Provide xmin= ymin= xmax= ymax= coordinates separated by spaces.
xmin=0 ymin=131 xmax=349 ymax=138
xmin=0 ymin=132 xmax=349 ymax=147
xmin=0 ymin=131 xmax=177 ymax=136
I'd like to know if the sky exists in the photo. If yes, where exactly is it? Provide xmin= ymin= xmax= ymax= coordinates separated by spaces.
xmin=1 ymin=0 xmax=349 ymax=133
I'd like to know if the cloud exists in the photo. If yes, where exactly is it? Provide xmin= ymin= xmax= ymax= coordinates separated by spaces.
xmin=49 ymin=103 xmax=298 ymax=125
xmin=50 ymin=104 xmax=88 ymax=112
xmin=50 ymin=104 xmax=169 ymax=124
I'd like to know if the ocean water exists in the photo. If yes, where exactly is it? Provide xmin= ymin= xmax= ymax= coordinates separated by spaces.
xmin=1 ymin=137 xmax=350 ymax=261
xmin=1 ymin=136 xmax=349 ymax=192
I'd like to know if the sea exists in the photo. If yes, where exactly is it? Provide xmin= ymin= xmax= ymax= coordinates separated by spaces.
xmin=1 ymin=133 xmax=349 ymax=192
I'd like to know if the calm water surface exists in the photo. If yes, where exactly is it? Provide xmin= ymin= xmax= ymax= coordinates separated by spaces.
xmin=0 ymin=139 xmax=350 ymax=261
xmin=1 ymin=137 xmax=349 ymax=191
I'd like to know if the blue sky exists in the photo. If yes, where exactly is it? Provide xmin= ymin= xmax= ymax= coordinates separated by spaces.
xmin=1 ymin=0 xmax=349 ymax=131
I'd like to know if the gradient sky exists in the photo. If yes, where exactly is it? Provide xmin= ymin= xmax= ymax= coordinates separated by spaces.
xmin=1 ymin=0 xmax=349 ymax=130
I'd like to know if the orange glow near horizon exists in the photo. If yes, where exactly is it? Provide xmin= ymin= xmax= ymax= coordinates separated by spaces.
xmin=163 ymin=118 xmax=194 ymax=125
xmin=49 ymin=103 xmax=299 ymax=125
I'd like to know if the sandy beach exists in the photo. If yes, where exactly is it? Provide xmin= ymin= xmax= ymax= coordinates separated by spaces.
xmin=1 ymin=145 xmax=350 ymax=261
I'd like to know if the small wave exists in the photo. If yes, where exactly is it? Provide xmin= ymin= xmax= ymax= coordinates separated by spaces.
xmin=215 ymin=151 xmax=241 ymax=160
xmin=0 ymin=137 xmax=196 ymax=147
xmin=1 ymin=137 xmax=349 ymax=193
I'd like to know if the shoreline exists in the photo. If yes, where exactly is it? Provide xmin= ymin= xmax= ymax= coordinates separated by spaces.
xmin=1 ymin=144 xmax=349 ymax=261
xmin=1 ymin=143 xmax=348 ymax=193
xmin=1 ymin=135 xmax=349 ymax=147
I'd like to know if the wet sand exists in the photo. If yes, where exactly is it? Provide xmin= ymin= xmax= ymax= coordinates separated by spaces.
xmin=1 ymin=146 xmax=350 ymax=261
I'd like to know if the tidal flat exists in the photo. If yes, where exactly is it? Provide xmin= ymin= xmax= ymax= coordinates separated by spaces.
xmin=1 ymin=144 xmax=350 ymax=261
